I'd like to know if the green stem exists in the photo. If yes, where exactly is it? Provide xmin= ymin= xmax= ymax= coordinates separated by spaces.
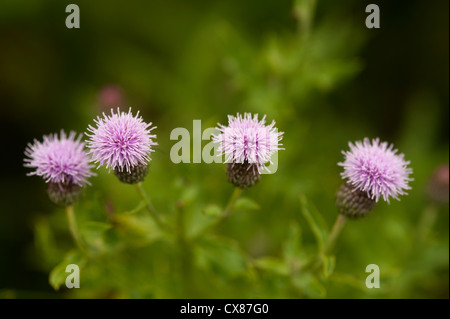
xmin=301 ymin=214 xmax=347 ymax=272
xmin=293 ymin=0 xmax=317 ymax=68
xmin=65 ymin=205 xmax=86 ymax=252
xmin=324 ymin=214 xmax=347 ymax=255
xmin=294 ymin=0 xmax=317 ymax=36
xmin=222 ymin=187 xmax=244 ymax=218
xmin=135 ymin=182 xmax=170 ymax=232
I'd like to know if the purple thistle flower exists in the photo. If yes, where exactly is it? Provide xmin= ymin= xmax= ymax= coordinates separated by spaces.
xmin=24 ymin=130 xmax=95 ymax=187
xmin=213 ymin=113 xmax=284 ymax=172
xmin=338 ymin=138 xmax=413 ymax=203
xmin=86 ymin=108 xmax=157 ymax=173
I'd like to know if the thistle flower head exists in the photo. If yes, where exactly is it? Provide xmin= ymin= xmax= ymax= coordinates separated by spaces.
xmin=338 ymin=138 xmax=413 ymax=203
xmin=24 ymin=130 xmax=94 ymax=187
xmin=213 ymin=113 xmax=283 ymax=172
xmin=86 ymin=108 xmax=157 ymax=173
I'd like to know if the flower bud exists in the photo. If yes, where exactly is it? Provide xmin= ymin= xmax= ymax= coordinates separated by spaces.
xmin=47 ymin=182 xmax=82 ymax=207
xmin=114 ymin=163 xmax=149 ymax=184
xmin=227 ymin=161 xmax=260 ymax=189
xmin=336 ymin=183 xmax=375 ymax=219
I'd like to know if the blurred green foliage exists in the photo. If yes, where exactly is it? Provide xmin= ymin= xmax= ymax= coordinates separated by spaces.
xmin=0 ymin=0 xmax=448 ymax=298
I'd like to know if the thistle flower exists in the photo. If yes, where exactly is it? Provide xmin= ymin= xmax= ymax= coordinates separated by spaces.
xmin=213 ymin=113 xmax=283 ymax=188
xmin=86 ymin=108 xmax=157 ymax=184
xmin=24 ymin=130 xmax=95 ymax=206
xmin=338 ymin=138 xmax=412 ymax=202
xmin=336 ymin=138 xmax=412 ymax=218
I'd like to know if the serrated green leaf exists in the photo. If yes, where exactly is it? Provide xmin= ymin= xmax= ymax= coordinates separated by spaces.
xmin=202 ymin=204 xmax=222 ymax=217
xmin=234 ymin=197 xmax=260 ymax=211
xmin=49 ymin=250 xmax=86 ymax=291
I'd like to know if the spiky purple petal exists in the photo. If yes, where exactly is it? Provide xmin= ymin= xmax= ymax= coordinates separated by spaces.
xmin=338 ymin=138 xmax=413 ymax=203
xmin=213 ymin=113 xmax=283 ymax=172
xmin=86 ymin=108 xmax=157 ymax=173
xmin=24 ymin=130 xmax=95 ymax=186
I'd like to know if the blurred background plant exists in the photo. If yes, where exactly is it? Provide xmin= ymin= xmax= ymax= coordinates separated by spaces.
xmin=0 ymin=0 xmax=448 ymax=298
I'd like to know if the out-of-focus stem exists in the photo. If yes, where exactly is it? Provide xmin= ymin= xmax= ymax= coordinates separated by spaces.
xmin=301 ymin=213 xmax=347 ymax=272
xmin=222 ymin=187 xmax=244 ymax=218
xmin=324 ymin=214 xmax=347 ymax=255
xmin=294 ymin=0 xmax=318 ymax=36
xmin=135 ymin=182 xmax=170 ymax=232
